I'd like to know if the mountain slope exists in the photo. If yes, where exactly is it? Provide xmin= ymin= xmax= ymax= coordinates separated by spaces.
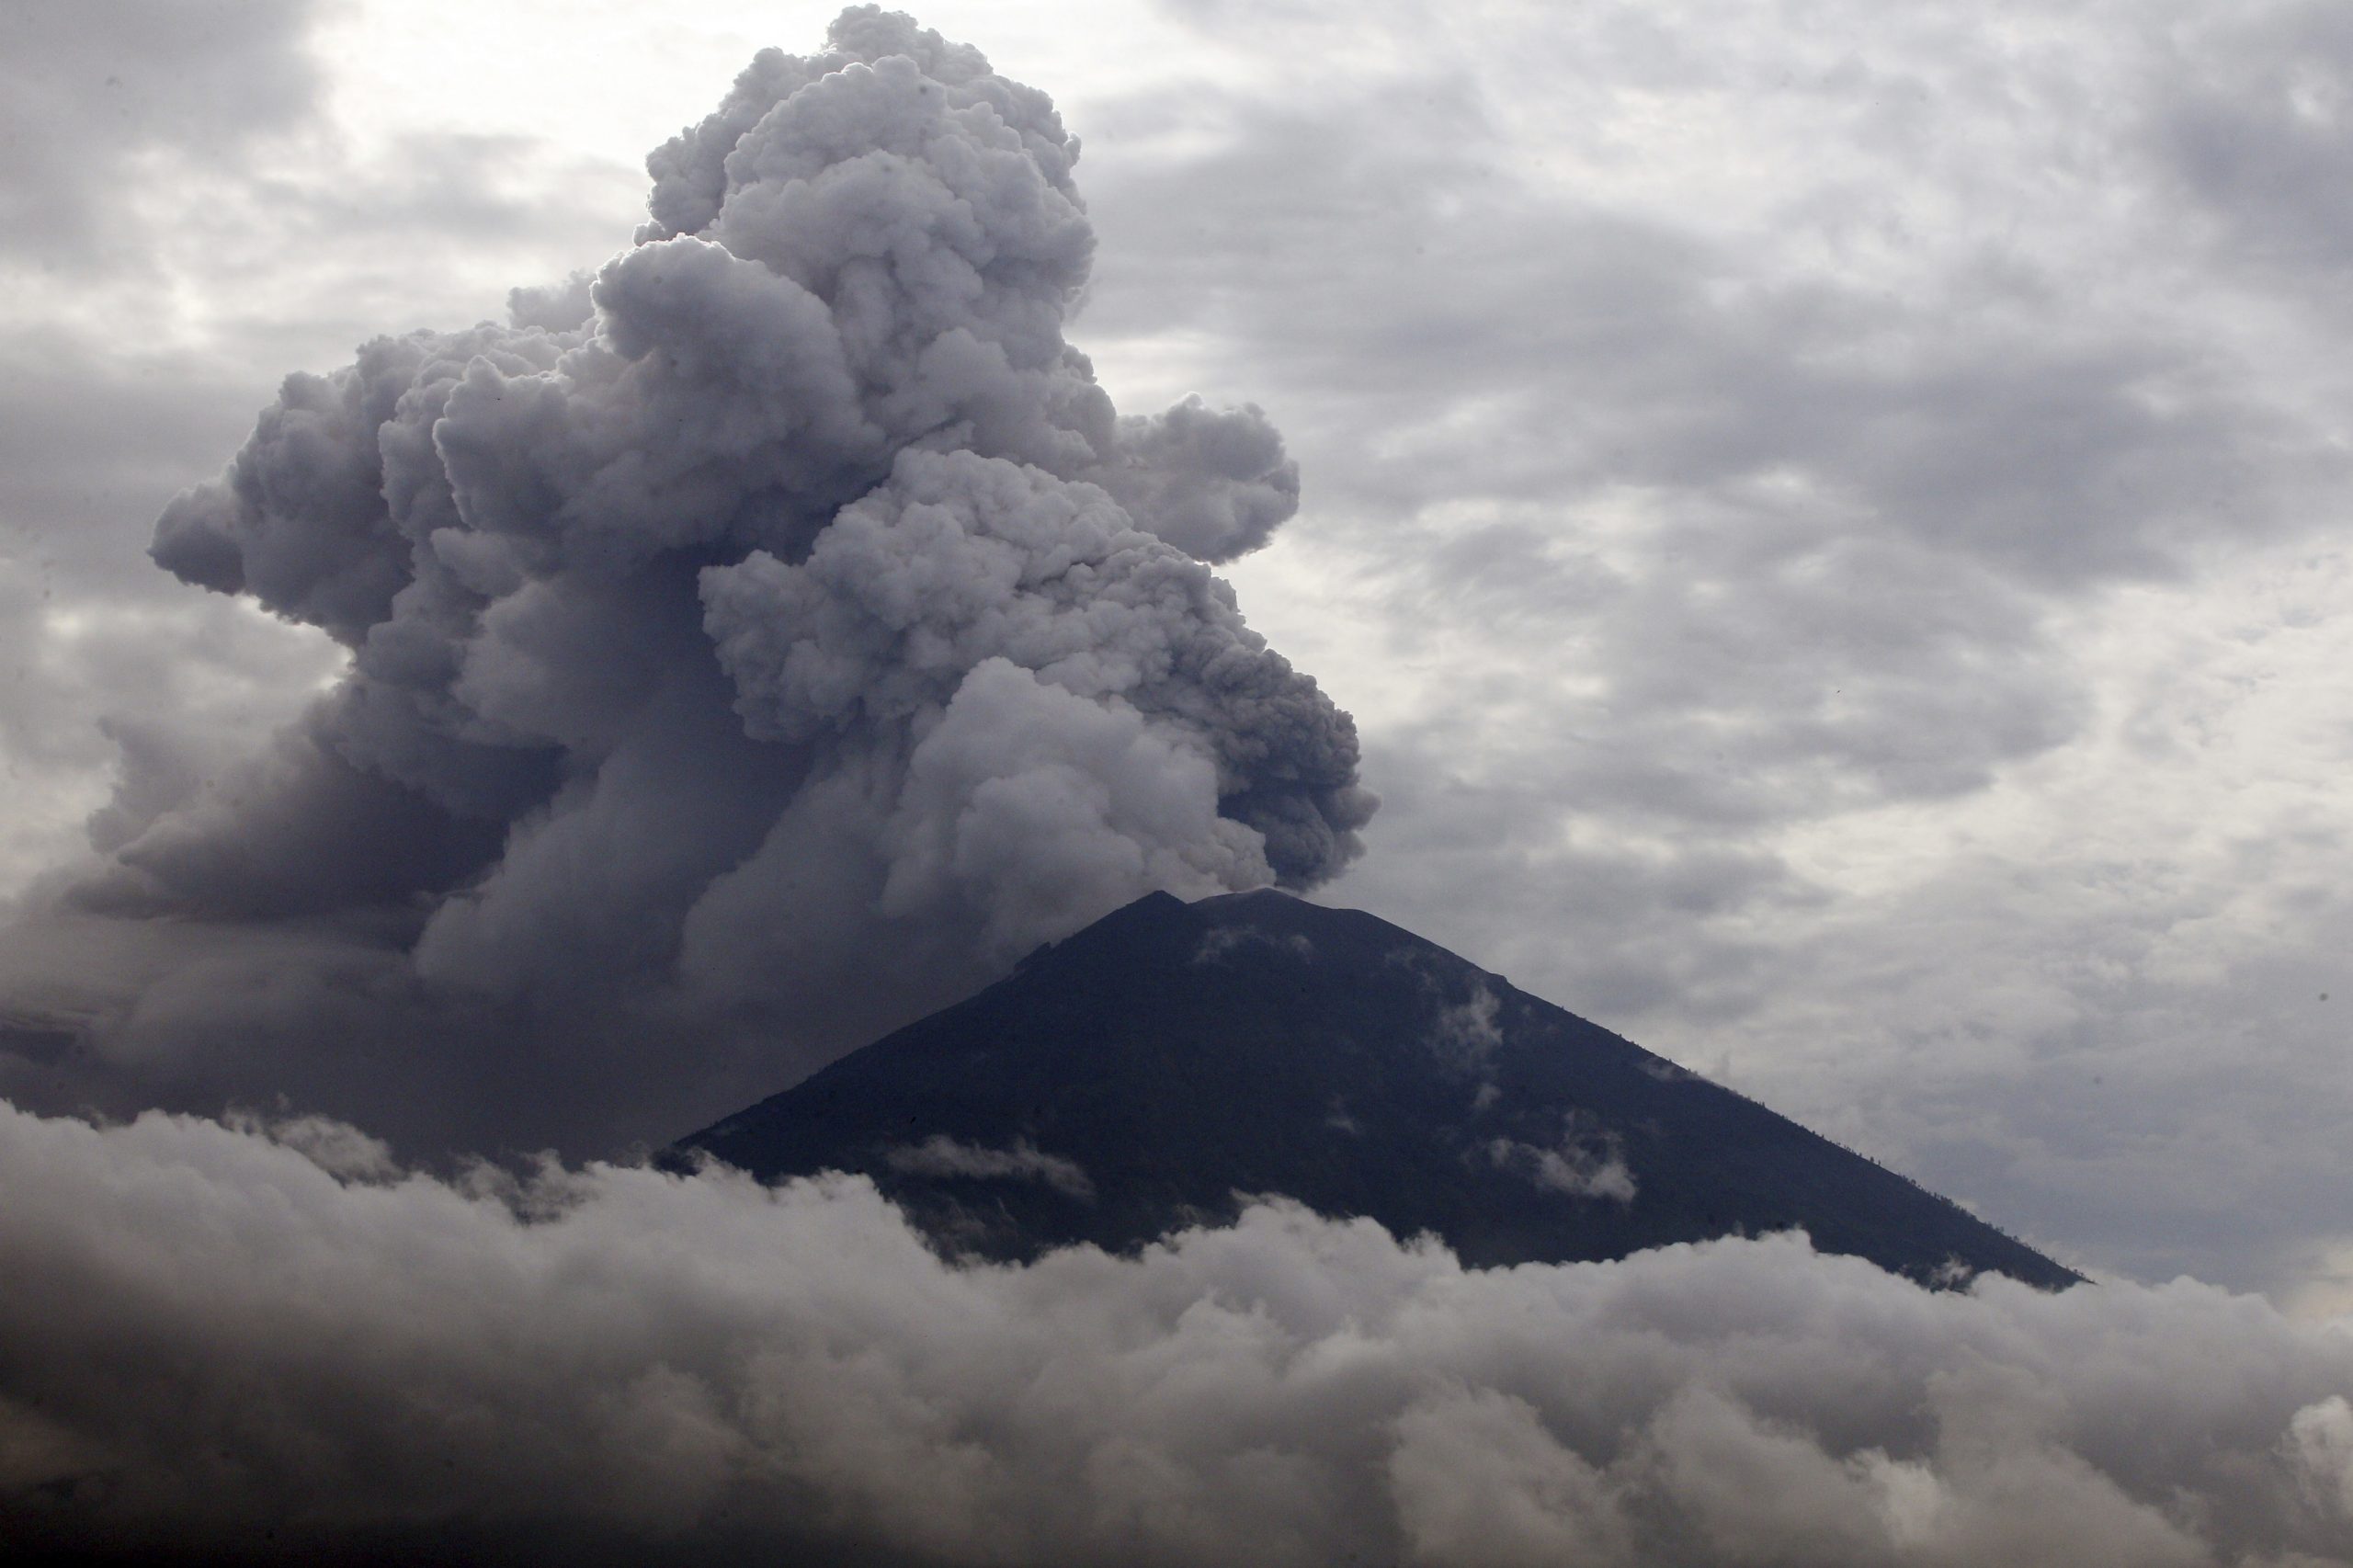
xmin=673 ymin=889 xmax=2078 ymax=1289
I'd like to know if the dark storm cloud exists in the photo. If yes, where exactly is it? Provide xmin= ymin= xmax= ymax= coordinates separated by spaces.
xmin=2145 ymin=1 xmax=2353 ymax=289
xmin=5 ymin=7 xmax=2353 ymax=1558
xmin=1088 ymin=72 xmax=2327 ymax=580
xmin=1077 ymin=42 xmax=2239 ymax=916
xmin=0 ymin=338 xmax=347 ymax=891
xmin=1729 ymin=833 xmax=2353 ymax=1299
xmin=0 ymin=0 xmax=324 ymax=265
xmin=0 ymin=0 xmax=637 ymax=893
xmin=1065 ymin=0 xmax=2353 ymax=1292
xmin=3 ymin=0 xmax=2348 ymax=1304
xmin=0 ymin=7 xmax=1370 ymax=1157
xmin=4 ymin=1101 xmax=2351 ymax=1567
xmin=1338 ymin=737 xmax=1807 ymax=1026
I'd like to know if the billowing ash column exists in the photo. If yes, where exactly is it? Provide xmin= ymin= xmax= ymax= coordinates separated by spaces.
xmin=40 ymin=6 xmax=1373 ymax=1152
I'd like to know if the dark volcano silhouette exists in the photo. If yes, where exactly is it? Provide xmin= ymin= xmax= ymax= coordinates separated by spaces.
xmin=673 ymin=889 xmax=2078 ymax=1289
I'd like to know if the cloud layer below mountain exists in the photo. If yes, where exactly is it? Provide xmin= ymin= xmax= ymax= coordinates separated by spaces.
xmin=5 ymin=1100 xmax=2350 ymax=1568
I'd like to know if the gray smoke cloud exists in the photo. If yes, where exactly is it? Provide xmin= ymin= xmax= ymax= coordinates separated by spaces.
xmin=0 ymin=6 xmax=1370 ymax=1156
xmin=2 ymin=1099 xmax=2348 ymax=1567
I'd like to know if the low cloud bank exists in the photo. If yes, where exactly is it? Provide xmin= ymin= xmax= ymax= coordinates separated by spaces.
xmin=3 ymin=1100 xmax=2348 ymax=1567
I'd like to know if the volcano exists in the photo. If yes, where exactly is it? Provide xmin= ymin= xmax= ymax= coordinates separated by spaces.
xmin=673 ymin=889 xmax=2077 ymax=1289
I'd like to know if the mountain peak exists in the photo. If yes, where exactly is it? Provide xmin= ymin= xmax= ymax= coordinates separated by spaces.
xmin=676 ymin=892 xmax=2077 ymax=1290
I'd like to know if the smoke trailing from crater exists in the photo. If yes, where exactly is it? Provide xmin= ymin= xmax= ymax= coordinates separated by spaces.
xmin=0 ymin=6 xmax=1370 ymax=1154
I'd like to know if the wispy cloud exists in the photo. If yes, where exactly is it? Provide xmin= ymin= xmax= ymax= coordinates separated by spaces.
xmin=883 ymin=1134 xmax=1095 ymax=1201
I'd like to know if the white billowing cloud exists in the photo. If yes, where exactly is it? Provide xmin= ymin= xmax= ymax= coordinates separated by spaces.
xmin=0 ymin=0 xmax=324 ymax=265
xmin=0 ymin=6 xmax=1370 ymax=1158
xmin=2 ymin=1099 xmax=2349 ymax=1566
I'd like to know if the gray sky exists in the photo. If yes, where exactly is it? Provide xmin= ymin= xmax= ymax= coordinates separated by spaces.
xmin=5 ymin=0 xmax=2353 ymax=1318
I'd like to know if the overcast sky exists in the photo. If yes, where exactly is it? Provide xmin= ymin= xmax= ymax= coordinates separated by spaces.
xmin=15 ymin=6 xmax=2353 ymax=1562
xmin=5 ymin=0 xmax=2353 ymax=1322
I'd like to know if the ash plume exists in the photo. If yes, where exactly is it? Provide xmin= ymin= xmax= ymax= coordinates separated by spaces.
xmin=1 ymin=6 xmax=1370 ymax=1155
